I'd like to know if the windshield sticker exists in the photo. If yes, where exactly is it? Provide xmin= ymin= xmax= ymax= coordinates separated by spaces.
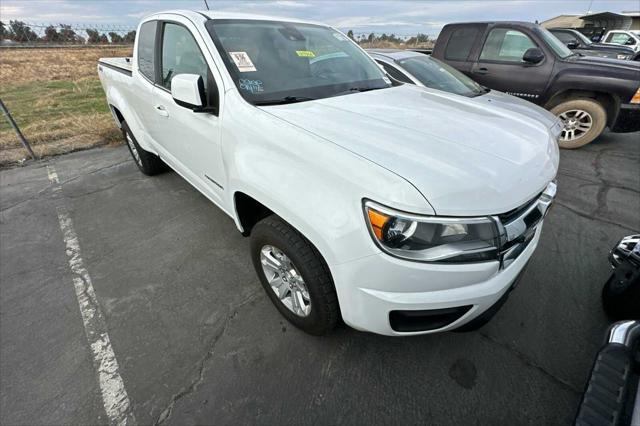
xmin=239 ymin=79 xmax=264 ymax=94
xmin=295 ymin=50 xmax=316 ymax=58
xmin=229 ymin=51 xmax=256 ymax=72
xmin=332 ymin=33 xmax=347 ymax=41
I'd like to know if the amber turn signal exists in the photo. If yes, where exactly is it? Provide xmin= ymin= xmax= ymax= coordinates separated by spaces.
xmin=367 ymin=208 xmax=390 ymax=240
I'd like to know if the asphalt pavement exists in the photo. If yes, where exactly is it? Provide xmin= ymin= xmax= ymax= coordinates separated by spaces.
xmin=1 ymin=130 xmax=639 ymax=425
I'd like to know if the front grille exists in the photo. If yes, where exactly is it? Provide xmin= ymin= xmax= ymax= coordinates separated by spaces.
xmin=497 ymin=191 xmax=542 ymax=223
xmin=495 ymin=184 xmax=555 ymax=268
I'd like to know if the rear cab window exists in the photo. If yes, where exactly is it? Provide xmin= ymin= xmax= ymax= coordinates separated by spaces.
xmin=137 ymin=21 xmax=157 ymax=81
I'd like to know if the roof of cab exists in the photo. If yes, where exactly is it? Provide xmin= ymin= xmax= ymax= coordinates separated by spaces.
xmin=147 ymin=9 xmax=324 ymax=26
xmin=366 ymin=49 xmax=424 ymax=60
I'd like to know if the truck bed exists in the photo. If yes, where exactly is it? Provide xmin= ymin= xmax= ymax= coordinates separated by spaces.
xmin=98 ymin=57 xmax=133 ymax=76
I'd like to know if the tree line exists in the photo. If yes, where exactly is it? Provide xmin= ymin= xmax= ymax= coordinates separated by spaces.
xmin=345 ymin=30 xmax=432 ymax=46
xmin=0 ymin=20 xmax=136 ymax=44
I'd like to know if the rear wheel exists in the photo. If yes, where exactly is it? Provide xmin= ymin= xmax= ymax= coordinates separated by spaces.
xmin=122 ymin=121 xmax=166 ymax=176
xmin=550 ymin=98 xmax=607 ymax=149
xmin=250 ymin=215 xmax=339 ymax=335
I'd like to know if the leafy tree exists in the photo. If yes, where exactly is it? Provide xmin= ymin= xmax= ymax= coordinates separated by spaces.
xmin=9 ymin=20 xmax=39 ymax=42
xmin=367 ymin=33 xmax=375 ymax=43
xmin=0 ymin=21 xmax=7 ymax=40
xmin=44 ymin=25 xmax=60 ymax=42
xmin=123 ymin=30 xmax=136 ymax=43
xmin=109 ymin=32 xmax=123 ymax=43
xmin=86 ymin=28 xmax=100 ymax=43
xmin=347 ymin=29 xmax=355 ymax=41
xmin=59 ymin=24 xmax=79 ymax=42
xmin=86 ymin=28 xmax=109 ymax=44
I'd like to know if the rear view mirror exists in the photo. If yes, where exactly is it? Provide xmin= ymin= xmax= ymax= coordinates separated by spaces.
xmin=566 ymin=41 xmax=579 ymax=49
xmin=522 ymin=47 xmax=544 ymax=64
xmin=171 ymin=74 xmax=205 ymax=110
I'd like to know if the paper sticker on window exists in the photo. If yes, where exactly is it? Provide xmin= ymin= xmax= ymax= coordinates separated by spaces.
xmin=229 ymin=51 xmax=256 ymax=72
xmin=239 ymin=79 xmax=264 ymax=94
xmin=295 ymin=50 xmax=316 ymax=58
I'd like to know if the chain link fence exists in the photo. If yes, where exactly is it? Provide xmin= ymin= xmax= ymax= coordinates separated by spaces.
xmin=0 ymin=21 xmax=136 ymax=47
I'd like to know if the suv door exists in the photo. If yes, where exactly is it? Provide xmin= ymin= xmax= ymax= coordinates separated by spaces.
xmin=470 ymin=27 xmax=553 ymax=104
xmin=151 ymin=19 xmax=226 ymax=204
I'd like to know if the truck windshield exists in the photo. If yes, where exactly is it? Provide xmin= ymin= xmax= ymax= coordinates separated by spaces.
xmin=397 ymin=55 xmax=484 ymax=97
xmin=572 ymin=30 xmax=593 ymax=46
xmin=206 ymin=19 xmax=390 ymax=105
xmin=538 ymin=27 xmax=573 ymax=58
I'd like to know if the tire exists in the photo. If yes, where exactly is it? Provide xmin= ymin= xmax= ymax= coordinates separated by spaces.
xmin=250 ymin=215 xmax=339 ymax=335
xmin=122 ymin=121 xmax=167 ymax=176
xmin=550 ymin=98 xmax=607 ymax=149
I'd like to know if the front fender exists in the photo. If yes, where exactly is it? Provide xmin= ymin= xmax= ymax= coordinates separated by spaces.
xmin=221 ymin=92 xmax=433 ymax=266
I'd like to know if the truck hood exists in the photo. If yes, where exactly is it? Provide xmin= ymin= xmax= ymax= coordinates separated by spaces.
xmin=566 ymin=54 xmax=640 ymax=72
xmin=262 ymin=84 xmax=559 ymax=216
xmin=472 ymin=89 xmax=559 ymax=130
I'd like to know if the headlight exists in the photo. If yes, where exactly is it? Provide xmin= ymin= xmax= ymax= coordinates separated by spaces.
xmin=364 ymin=201 xmax=501 ymax=263
xmin=631 ymin=87 xmax=640 ymax=104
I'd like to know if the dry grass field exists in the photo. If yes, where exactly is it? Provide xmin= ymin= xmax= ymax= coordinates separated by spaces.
xmin=0 ymin=46 xmax=133 ymax=166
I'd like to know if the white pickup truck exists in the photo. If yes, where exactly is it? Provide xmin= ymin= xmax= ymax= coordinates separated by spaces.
xmin=98 ymin=10 xmax=560 ymax=336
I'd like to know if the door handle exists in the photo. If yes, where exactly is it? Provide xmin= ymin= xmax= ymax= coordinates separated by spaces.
xmin=474 ymin=67 xmax=489 ymax=75
xmin=155 ymin=105 xmax=169 ymax=117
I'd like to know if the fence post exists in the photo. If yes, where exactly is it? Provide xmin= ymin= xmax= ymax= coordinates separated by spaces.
xmin=0 ymin=99 xmax=37 ymax=160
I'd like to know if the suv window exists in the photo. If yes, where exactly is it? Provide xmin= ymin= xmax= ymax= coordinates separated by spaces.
xmin=609 ymin=33 xmax=635 ymax=45
xmin=480 ymin=28 xmax=536 ymax=62
xmin=377 ymin=60 xmax=412 ymax=83
xmin=137 ymin=21 xmax=157 ymax=81
xmin=553 ymin=31 xmax=576 ymax=45
xmin=445 ymin=27 xmax=478 ymax=61
xmin=160 ymin=23 xmax=210 ymax=92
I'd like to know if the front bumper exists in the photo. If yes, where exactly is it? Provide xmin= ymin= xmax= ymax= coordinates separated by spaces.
xmin=611 ymin=103 xmax=640 ymax=133
xmin=331 ymin=223 xmax=542 ymax=336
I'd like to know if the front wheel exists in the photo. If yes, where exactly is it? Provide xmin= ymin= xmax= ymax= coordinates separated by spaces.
xmin=550 ymin=98 xmax=607 ymax=149
xmin=250 ymin=216 xmax=339 ymax=335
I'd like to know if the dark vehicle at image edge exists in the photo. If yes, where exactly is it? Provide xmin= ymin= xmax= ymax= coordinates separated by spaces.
xmin=550 ymin=28 xmax=639 ymax=62
xmin=432 ymin=22 xmax=640 ymax=149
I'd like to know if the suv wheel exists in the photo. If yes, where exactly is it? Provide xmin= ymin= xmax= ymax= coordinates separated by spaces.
xmin=550 ymin=98 xmax=606 ymax=149
xmin=250 ymin=216 xmax=339 ymax=335
xmin=122 ymin=121 xmax=167 ymax=175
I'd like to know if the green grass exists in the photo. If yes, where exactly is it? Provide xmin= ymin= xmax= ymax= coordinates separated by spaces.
xmin=0 ymin=78 xmax=110 ymax=132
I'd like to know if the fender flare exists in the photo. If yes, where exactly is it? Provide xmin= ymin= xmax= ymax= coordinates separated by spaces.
xmin=106 ymin=86 xmax=158 ymax=154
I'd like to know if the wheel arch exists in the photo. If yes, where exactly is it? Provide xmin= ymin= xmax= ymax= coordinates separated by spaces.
xmin=544 ymin=89 xmax=620 ymax=127
xmin=105 ymin=86 xmax=158 ymax=154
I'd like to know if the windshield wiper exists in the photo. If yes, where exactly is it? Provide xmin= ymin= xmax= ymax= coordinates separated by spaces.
xmin=333 ymin=86 xmax=387 ymax=97
xmin=253 ymin=96 xmax=316 ymax=106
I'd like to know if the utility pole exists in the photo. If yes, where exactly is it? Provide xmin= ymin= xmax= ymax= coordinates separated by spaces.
xmin=204 ymin=0 xmax=210 ymax=10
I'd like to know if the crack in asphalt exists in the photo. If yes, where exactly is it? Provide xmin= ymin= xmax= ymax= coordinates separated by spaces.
xmin=56 ymin=160 xmax=134 ymax=187
xmin=478 ymin=331 xmax=581 ymax=395
xmin=554 ymin=201 xmax=636 ymax=232
xmin=154 ymin=290 xmax=263 ymax=425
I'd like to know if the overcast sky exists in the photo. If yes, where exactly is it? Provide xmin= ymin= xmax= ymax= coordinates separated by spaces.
xmin=1 ymin=0 xmax=638 ymax=36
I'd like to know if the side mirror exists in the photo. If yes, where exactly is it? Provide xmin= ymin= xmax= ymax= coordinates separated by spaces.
xmin=171 ymin=74 xmax=205 ymax=110
xmin=625 ymin=39 xmax=636 ymax=46
xmin=566 ymin=41 xmax=579 ymax=49
xmin=522 ymin=47 xmax=544 ymax=64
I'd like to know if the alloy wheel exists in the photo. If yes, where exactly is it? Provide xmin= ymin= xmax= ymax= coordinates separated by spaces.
xmin=260 ymin=245 xmax=311 ymax=317
xmin=558 ymin=109 xmax=593 ymax=142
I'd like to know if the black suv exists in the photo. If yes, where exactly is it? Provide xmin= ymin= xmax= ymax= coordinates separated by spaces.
xmin=432 ymin=22 xmax=640 ymax=148
xmin=550 ymin=28 xmax=638 ymax=61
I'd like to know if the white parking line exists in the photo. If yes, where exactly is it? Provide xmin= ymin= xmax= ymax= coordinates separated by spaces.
xmin=47 ymin=165 xmax=135 ymax=426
